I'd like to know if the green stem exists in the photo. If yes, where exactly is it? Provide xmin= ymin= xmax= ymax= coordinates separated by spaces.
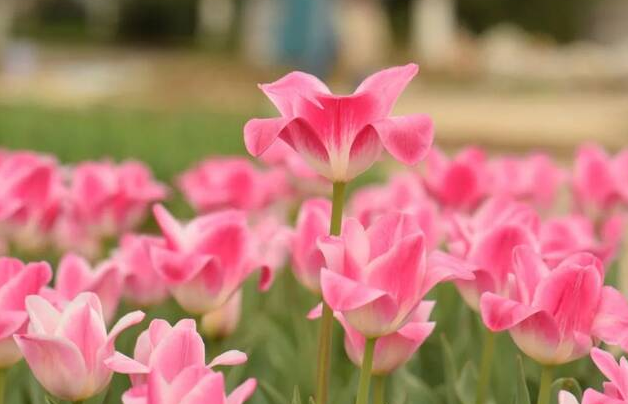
xmin=0 ymin=368 xmax=6 ymax=404
xmin=475 ymin=330 xmax=496 ymax=404
xmin=355 ymin=338 xmax=377 ymax=404
xmin=536 ymin=365 xmax=554 ymax=404
xmin=315 ymin=182 xmax=346 ymax=404
xmin=372 ymin=374 xmax=386 ymax=404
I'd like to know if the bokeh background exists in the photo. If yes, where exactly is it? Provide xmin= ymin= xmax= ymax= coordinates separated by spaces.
xmin=0 ymin=1 xmax=627 ymax=403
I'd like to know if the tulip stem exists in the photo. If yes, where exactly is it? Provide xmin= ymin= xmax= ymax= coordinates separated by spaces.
xmin=372 ymin=374 xmax=386 ymax=404
xmin=0 ymin=368 xmax=5 ymax=404
xmin=536 ymin=365 xmax=554 ymax=404
xmin=355 ymin=338 xmax=377 ymax=404
xmin=475 ymin=329 xmax=496 ymax=404
xmin=315 ymin=181 xmax=346 ymax=404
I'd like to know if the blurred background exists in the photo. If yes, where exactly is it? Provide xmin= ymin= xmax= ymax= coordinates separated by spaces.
xmin=0 ymin=0 xmax=627 ymax=167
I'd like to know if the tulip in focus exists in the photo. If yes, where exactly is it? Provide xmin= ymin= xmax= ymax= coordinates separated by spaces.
xmin=337 ymin=301 xmax=435 ymax=374
xmin=481 ymin=247 xmax=628 ymax=365
xmin=0 ymin=258 xmax=52 ymax=368
xmin=116 ymin=234 xmax=170 ymax=307
xmin=105 ymin=318 xmax=256 ymax=404
xmin=318 ymin=212 xmax=474 ymax=337
xmin=150 ymin=204 xmax=254 ymax=314
xmin=14 ymin=292 xmax=144 ymax=401
xmin=244 ymin=64 xmax=434 ymax=182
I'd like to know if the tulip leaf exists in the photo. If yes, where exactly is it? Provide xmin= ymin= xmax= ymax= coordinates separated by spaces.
xmin=440 ymin=334 xmax=459 ymax=404
xmin=550 ymin=378 xmax=582 ymax=404
xmin=309 ymin=397 xmax=317 ymax=404
xmin=259 ymin=380 xmax=290 ymax=404
xmin=513 ymin=356 xmax=531 ymax=404
xmin=44 ymin=395 xmax=60 ymax=404
xmin=392 ymin=367 xmax=440 ymax=404
xmin=455 ymin=361 xmax=478 ymax=404
xmin=292 ymin=386 xmax=302 ymax=404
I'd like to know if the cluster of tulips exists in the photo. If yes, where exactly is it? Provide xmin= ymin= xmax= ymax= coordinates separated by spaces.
xmin=1 ymin=63 xmax=628 ymax=404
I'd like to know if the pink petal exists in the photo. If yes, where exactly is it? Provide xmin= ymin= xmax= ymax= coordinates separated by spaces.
xmin=581 ymin=389 xmax=623 ymax=404
xmin=0 ymin=310 xmax=28 ymax=339
xmin=277 ymin=118 xmax=331 ymax=179
xmin=370 ymin=114 xmax=434 ymax=165
xmin=149 ymin=327 xmax=206 ymax=382
xmin=0 ymin=261 xmax=52 ymax=311
xmin=106 ymin=310 xmax=145 ymax=347
xmin=244 ymin=117 xmax=292 ymax=157
xmin=105 ymin=351 xmax=150 ymax=374
xmin=259 ymin=71 xmax=330 ymax=116
xmin=320 ymin=268 xmax=388 ymax=312
xmin=307 ymin=303 xmax=324 ymax=320
xmin=55 ymin=254 xmax=93 ymax=299
xmin=345 ymin=125 xmax=383 ymax=180
xmin=558 ymin=391 xmax=579 ymax=404
xmin=512 ymin=245 xmax=549 ymax=305
xmin=354 ymin=63 xmax=419 ymax=116
xmin=153 ymin=204 xmax=186 ymax=250
xmin=480 ymin=293 xmax=540 ymax=332
xmin=150 ymin=247 xmax=213 ymax=284
xmin=423 ymin=250 xmax=476 ymax=297
xmin=208 ymin=350 xmax=248 ymax=368
xmin=176 ymin=369 xmax=226 ymax=404
xmin=590 ymin=348 xmax=628 ymax=398
xmin=592 ymin=287 xmax=628 ymax=351
xmin=14 ymin=334 xmax=88 ymax=401
xmin=227 ymin=378 xmax=257 ymax=404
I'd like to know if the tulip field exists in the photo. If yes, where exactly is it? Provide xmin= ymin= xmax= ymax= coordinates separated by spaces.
xmin=0 ymin=65 xmax=627 ymax=404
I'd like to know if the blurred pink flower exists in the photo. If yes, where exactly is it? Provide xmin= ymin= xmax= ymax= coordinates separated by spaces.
xmin=106 ymin=318 xmax=255 ymax=404
xmin=318 ymin=212 xmax=473 ymax=337
xmin=572 ymin=144 xmax=628 ymax=216
xmin=488 ymin=153 xmax=565 ymax=209
xmin=244 ymin=64 xmax=434 ymax=182
xmin=291 ymin=198 xmax=331 ymax=293
xmin=150 ymin=204 xmax=254 ymax=314
xmin=558 ymin=348 xmax=628 ymax=404
xmin=47 ymin=253 xmax=123 ymax=324
xmin=14 ymin=292 xmax=144 ymax=401
xmin=0 ymin=257 xmax=52 ymax=368
xmin=349 ymin=172 xmax=441 ymax=250
xmin=68 ymin=160 xmax=167 ymax=237
xmin=116 ymin=234 xmax=170 ymax=307
xmin=250 ymin=215 xmax=293 ymax=292
xmin=200 ymin=291 xmax=242 ymax=339
xmin=337 ymin=300 xmax=435 ymax=374
xmin=178 ymin=157 xmax=288 ymax=213
xmin=480 ymin=247 xmax=628 ymax=365
xmin=442 ymin=197 xmax=540 ymax=311
xmin=423 ymin=146 xmax=489 ymax=212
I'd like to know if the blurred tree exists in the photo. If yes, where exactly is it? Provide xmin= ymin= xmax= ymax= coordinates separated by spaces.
xmin=117 ymin=0 xmax=197 ymax=44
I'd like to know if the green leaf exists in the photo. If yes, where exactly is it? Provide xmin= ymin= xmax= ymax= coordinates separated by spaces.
xmin=292 ymin=386 xmax=302 ymax=404
xmin=44 ymin=395 xmax=60 ymax=404
xmin=392 ymin=367 xmax=440 ymax=404
xmin=550 ymin=378 xmax=582 ymax=404
xmin=440 ymin=334 xmax=459 ymax=404
xmin=259 ymin=380 xmax=290 ymax=404
xmin=513 ymin=356 xmax=531 ymax=404
xmin=455 ymin=361 xmax=478 ymax=404
xmin=309 ymin=397 xmax=317 ymax=404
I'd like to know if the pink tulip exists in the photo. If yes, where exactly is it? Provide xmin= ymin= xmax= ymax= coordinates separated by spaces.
xmin=250 ymin=215 xmax=293 ymax=291
xmin=48 ymin=253 xmax=123 ymax=324
xmin=577 ymin=348 xmax=628 ymax=404
xmin=150 ymin=204 xmax=254 ymax=314
xmin=480 ymin=247 xmax=628 ymax=365
xmin=105 ymin=318 xmax=256 ymax=404
xmin=572 ymin=144 xmax=628 ymax=216
xmin=443 ymin=197 xmax=540 ymax=311
xmin=178 ymin=157 xmax=288 ymax=213
xmin=292 ymin=198 xmax=331 ymax=293
xmin=423 ymin=147 xmax=489 ymax=212
xmin=14 ymin=292 xmax=144 ymax=401
xmin=488 ymin=153 xmax=565 ymax=209
xmin=244 ymin=64 xmax=434 ymax=182
xmin=200 ymin=291 xmax=242 ymax=338
xmin=540 ymin=214 xmax=620 ymax=267
xmin=318 ymin=212 xmax=474 ymax=337
xmin=116 ymin=234 xmax=170 ymax=307
xmin=0 ymin=257 xmax=52 ymax=368
xmin=337 ymin=301 xmax=435 ymax=374
xmin=349 ymin=172 xmax=441 ymax=250
xmin=68 ymin=160 xmax=167 ymax=237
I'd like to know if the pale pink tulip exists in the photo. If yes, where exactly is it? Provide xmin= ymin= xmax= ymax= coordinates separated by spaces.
xmin=200 ymin=291 xmax=242 ymax=338
xmin=488 ymin=153 xmax=565 ymax=209
xmin=106 ymin=318 xmax=256 ymax=404
xmin=319 ymin=212 xmax=474 ymax=337
xmin=0 ymin=258 xmax=52 ymax=368
xmin=149 ymin=204 xmax=254 ymax=314
xmin=116 ymin=234 xmax=170 ymax=307
xmin=292 ymin=198 xmax=331 ymax=293
xmin=337 ymin=301 xmax=435 ymax=374
xmin=349 ymin=172 xmax=441 ymax=250
xmin=68 ymin=160 xmax=167 ymax=237
xmin=480 ymin=247 xmax=628 ymax=365
xmin=443 ymin=197 xmax=540 ymax=311
xmin=178 ymin=157 xmax=288 ymax=213
xmin=48 ymin=253 xmax=123 ymax=324
xmin=573 ymin=144 xmax=628 ymax=216
xmin=244 ymin=64 xmax=434 ymax=182
xmin=14 ymin=292 xmax=144 ymax=401
xmin=423 ymin=147 xmax=489 ymax=212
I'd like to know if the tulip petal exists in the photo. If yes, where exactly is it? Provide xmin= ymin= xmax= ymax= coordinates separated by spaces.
xmin=107 ymin=310 xmax=145 ymax=347
xmin=590 ymin=348 xmax=628 ymax=397
xmin=0 ymin=311 xmax=28 ymax=339
xmin=354 ymin=63 xmax=419 ymax=115
xmin=105 ymin=351 xmax=150 ymax=374
xmin=259 ymin=71 xmax=330 ymax=116
xmin=512 ymin=245 xmax=549 ymax=305
xmin=177 ymin=369 xmax=225 ymax=404
xmin=153 ymin=204 xmax=186 ymax=250
xmin=244 ymin=117 xmax=291 ymax=157
xmin=208 ymin=350 xmax=248 ymax=368
xmin=592 ymin=287 xmax=628 ymax=351
xmin=345 ymin=125 xmax=383 ymax=180
xmin=14 ymin=334 xmax=88 ymax=401
xmin=0 ymin=261 xmax=52 ymax=311
xmin=320 ymin=268 xmax=388 ymax=312
xmin=227 ymin=378 xmax=257 ymax=404
xmin=150 ymin=247 xmax=213 ymax=284
xmin=370 ymin=114 xmax=434 ymax=166
xmin=149 ymin=327 xmax=205 ymax=382
xmin=480 ymin=293 xmax=541 ymax=332
xmin=55 ymin=254 xmax=93 ymax=299
xmin=277 ymin=118 xmax=332 ymax=179
xmin=558 ymin=391 xmax=579 ymax=404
